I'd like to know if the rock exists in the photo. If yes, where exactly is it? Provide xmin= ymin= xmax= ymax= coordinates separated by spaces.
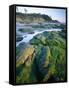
xmin=28 ymin=31 xmax=34 ymax=34
xmin=36 ymin=34 xmax=46 ymax=45
xmin=19 ymin=28 xmax=33 ymax=33
xmin=30 ymin=31 xmax=66 ymax=82
xmin=16 ymin=36 xmax=23 ymax=42
xmin=16 ymin=45 xmax=35 ymax=67
xmin=30 ymin=38 xmax=41 ymax=45
xmin=16 ymin=42 xmax=28 ymax=59
xmin=44 ymin=46 xmax=51 ymax=67
xmin=16 ymin=31 xmax=66 ymax=83
xmin=16 ymin=45 xmax=36 ymax=83
xmin=30 ymin=34 xmax=46 ymax=45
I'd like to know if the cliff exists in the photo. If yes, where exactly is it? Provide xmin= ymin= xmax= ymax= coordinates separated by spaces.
xmin=16 ymin=13 xmax=57 ymax=23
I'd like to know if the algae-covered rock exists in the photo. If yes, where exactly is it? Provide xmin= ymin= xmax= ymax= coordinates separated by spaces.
xmin=19 ymin=28 xmax=33 ymax=33
xmin=16 ymin=30 xmax=66 ymax=83
xmin=16 ymin=45 xmax=36 ymax=83
xmin=43 ymin=45 xmax=66 ymax=82
xmin=16 ymin=45 xmax=35 ymax=67
xmin=30 ymin=34 xmax=46 ymax=45
xmin=16 ymin=36 xmax=23 ymax=42
xmin=16 ymin=42 xmax=28 ymax=59
xmin=30 ymin=31 xmax=66 ymax=82
xmin=44 ymin=46 xmax=51 ymax=67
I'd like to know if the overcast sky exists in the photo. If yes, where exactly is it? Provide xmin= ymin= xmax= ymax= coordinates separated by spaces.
xmin=16 ymin=6 xmax=66 ymax=23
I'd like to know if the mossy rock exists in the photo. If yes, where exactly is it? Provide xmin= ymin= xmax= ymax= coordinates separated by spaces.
xmin=44 ymin=46 xmax=51 ymax=67
xmin=16 ymin=45 xmax=35 ymax=67
xmin=16 ymin=30 xmax=66 ymax=83
xmin=16 ymin=45 xmax=36 ymax=83
xmin=30 ymin=34 xmax=46 ymax=45
xmin=16 ymin=36 xmax=23 ymax=42
xmin=19 ymin=28 xmax=33 ymax=33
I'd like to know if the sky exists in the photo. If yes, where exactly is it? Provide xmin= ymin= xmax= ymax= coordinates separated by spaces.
xmin=16 ymin=6 xmax=66 ymax=23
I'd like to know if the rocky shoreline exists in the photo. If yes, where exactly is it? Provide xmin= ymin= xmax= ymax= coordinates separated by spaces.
xmin=16 ymin=30 xmax=66 ymax=83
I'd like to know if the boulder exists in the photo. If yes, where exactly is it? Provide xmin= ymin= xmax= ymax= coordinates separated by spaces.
xmin=16 ymin=45 xmax=35 ymax=67
xmin=16 ymin=36 xmax=23 ymax=42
